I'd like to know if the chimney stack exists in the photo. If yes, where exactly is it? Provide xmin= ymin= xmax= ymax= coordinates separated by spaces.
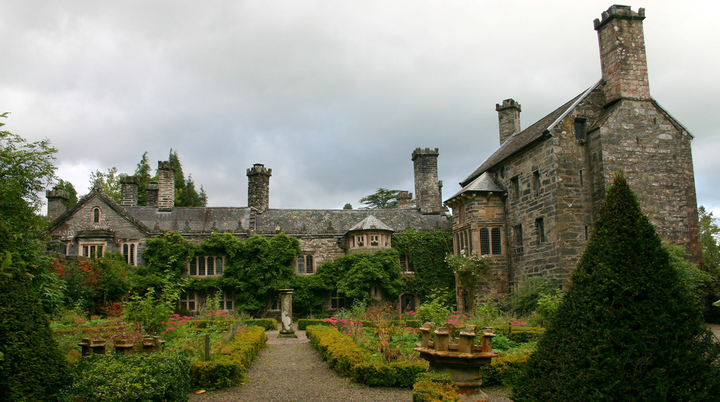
xmin=157 ymin=161 xmax=175 ymax=211
xmin=46 ymin=188 xmax=69 ymax=221
xmin=247 ymin=163 xmax=272 ymax=213
xmin=594 ymin=5 xmax=650 ymax=104
xmin=397 ymin=191 xmax=413 ymax=209
xmin=146 ymin=182 xmax=159 ymax=207
xmin=412 ymin=148 xmax=443 ymax=214
xmin=120 ymin=176 xmax=139 ymax=207
xmin=496 ymin=99 xmax=521 ymax=145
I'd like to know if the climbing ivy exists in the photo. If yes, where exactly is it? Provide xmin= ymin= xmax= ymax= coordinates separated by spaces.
xmin=392 ymin=230 xmax=455 ymax=302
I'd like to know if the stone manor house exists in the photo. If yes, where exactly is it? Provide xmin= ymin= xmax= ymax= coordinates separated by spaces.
xmin=46 ymin=5 xmax=701 ymax=310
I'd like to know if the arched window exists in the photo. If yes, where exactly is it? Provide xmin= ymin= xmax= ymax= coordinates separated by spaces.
xmin=92 ymin=207 xmax=101 ymax=223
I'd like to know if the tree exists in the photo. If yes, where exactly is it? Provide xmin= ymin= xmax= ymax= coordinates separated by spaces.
xmin=0 ymin=113 xmax=57 ymax=256
xmin=134 ymin=151 xmax=154 ymax=206
xmin=54 ymin=179 xmax=78 ymax=207
xmin=343 ymin=203 xmax=353 ymax=210
xmin=0 ymin=252 xmax=71 ymax=400
xmin=180 ymin=175 xmax=203 ymax=207
xmin=512 ymin=174 xmax=720 ymax=401
xmin=88 ymin=166 xmax=124 ymax=202
xmin=698 ymin=206 xmax=720 ymax=274
xmin=359 ymin=188 xmax=401 ymax=209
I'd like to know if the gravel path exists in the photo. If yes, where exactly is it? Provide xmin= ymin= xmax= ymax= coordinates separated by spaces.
xmin=188 ymin=329 xmax=513 ymax=402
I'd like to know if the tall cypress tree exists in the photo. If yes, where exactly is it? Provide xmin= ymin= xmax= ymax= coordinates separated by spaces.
xmin=512 ymin=174 xmax=720 ymax=401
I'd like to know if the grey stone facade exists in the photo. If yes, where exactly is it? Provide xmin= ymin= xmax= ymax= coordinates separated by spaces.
xmin=446 ymin=5 xmax=701 ymax=300
xmin=46 ymin=149 xmax=452 ymax=302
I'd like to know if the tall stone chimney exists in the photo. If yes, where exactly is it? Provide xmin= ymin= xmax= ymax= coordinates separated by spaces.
xmin=496 ymin=99 xmax=521 ymax=145
xmin=412 ymin=148 xmax=443 ymax=214
xmin=120 ymin=176 xmax=139 ymax=207
xmin=247 ymin=163 xmax=272 ymax=213
xmin=146 ymin=182 xmax=159 ymax=207
xmin=594 ymin=5 xmax=650 ymax=105
xmin=157 ymin=161 xmax=175 ymax=211
xmin=46 ymin=188 xmax=69 ymax=221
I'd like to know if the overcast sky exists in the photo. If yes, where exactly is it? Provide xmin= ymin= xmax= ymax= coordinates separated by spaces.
xmin=2 ymin=0 xmax=719 ymax=216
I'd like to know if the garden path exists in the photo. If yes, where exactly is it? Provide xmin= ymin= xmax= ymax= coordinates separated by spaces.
xmin=188 ymin=328 xmax=513 ymax=402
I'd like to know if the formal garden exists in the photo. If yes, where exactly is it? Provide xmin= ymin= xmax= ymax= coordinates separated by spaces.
xmin=2 ymin=119 xmax=720 ymax=401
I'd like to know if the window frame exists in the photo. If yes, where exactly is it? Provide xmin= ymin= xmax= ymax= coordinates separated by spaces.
xmin=188 ymin=255 xmax=224 ymax=277
xmin=296 ymin=254 xmax=315 ymax=275
xmin=535 ymin=218 xmax=547 ymax=243
xmin=91 ymin=207 xmax=101 ymax=224
xmin=80 ymin=242 xmax=105 ymax=259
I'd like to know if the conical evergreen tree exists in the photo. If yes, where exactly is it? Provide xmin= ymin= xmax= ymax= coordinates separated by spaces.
xmin=512 ymin=174 xmax=720 ymax=401
xmin=0 ymin=250 xmax=71 ymax=400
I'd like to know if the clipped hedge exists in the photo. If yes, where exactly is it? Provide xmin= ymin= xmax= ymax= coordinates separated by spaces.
xmin=496 ymin=326 xmax=545 ymax=343
xmin=191 ymin=325 xmax=267 ymax=389
xmin=297 ymin=319 xmax=334 ymax=330
xmin=306 ymin=325 xmax=428 ymax=387
xmin=71 ymin=351 xmax=190 ymax=402
xmin=195 ymin=318 xmax=277 ymax=331
xmin=299 ymin=319 xmax=422 ymax=331
xmin=479 ymin=351 xmax=532 ymax=387
xmin=412 ymin=372 xmax=458 ymax=402
xmin=243 ymin=318 xmax=277 ymax=331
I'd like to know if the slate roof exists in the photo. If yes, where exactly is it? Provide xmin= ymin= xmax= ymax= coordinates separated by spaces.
xmin=255 ymin=209 xmax=451 ymax=235
xmin=445 ymin=172 xmax=505 ymax=205
xmin=347 ymin=215 xmax=394 ymax=232
xmin=124 ymin=206 xmax=252 ymax=234
xmin=459 ymin=80 xmax=602 ymax=187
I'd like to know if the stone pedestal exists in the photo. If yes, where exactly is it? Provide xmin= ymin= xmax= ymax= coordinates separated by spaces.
xmin=415 ymin=324 xmax=498 ymax=402
xmin=278 ymin=289 xmax=297 ymax=338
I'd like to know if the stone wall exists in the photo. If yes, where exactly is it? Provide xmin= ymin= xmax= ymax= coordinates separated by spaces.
xmin=587 ymin=99 xmax=701 ymax=260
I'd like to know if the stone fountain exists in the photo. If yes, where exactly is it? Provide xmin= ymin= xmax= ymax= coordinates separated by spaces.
xmin=415 ymin=323 xmax=499 ymax=402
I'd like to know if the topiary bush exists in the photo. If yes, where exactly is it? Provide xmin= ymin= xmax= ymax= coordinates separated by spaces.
xmin=512 ymin=174 xmax=720 ymax=401
xmin=0 ymin=251 xmax=71 ymax=401
xmin=71 ymin=351 xmax=190 ymax=402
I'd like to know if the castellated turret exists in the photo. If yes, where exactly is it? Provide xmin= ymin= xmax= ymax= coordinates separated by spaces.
xmin=157 ymin=161 xmax=175 ymax=212
xmin=46 ymin=188 xmax=69 ymax=221
xmin=412 ymin=148 xmax=443 ymax=214
xmin=247 ymin=163 xmax=272 ymax=214
xmin=594 ymin=5 xmax=650 ymax=104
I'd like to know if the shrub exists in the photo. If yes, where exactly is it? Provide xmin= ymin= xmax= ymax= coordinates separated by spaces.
xmin=507 ymin=277 xmax=561 ymax=316
xmin=412 ymin=372 xmax=458 ymax=402
xmin=306 ymin=325 xmax=427 ymax=387
xmin=190 ymin=325 xmax=266 ymax=389
xmin=297 ymin=318 xmax=334 ymax=330
xmin=480 ymin=351 xmax=531 ymax=387
xmin=494 ymin=326 xmax=545 ymax=343
xmin=512 ymin=174 xmax=720 ymax=401
xmin=71 ymin=351 xmax=190 ymax=402
xmin=353 ymin=361 xmax=428 ymax=387
xmin=243 ymin=318 xmax=277 ymax=331
xmin=0 ymin=251 xmax=71 ymax=401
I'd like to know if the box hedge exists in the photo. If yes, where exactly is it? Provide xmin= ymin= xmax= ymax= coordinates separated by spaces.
xmin=71 ymin=351 xmax=190 ymax=402
xmin=306 ymin=325 xmax=428 ymax=388
xmin=495 ymin=326 xmax=545 ymax=343
xmin=479 ymin=351 xmax=531 ymax=387
xmin=412 ymin=372 xmax=458 ymax=402
xmin=191 ymin=325 xmax=267 ymax=389
xmin=297 ymin=319 xmax=334 ymax=330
